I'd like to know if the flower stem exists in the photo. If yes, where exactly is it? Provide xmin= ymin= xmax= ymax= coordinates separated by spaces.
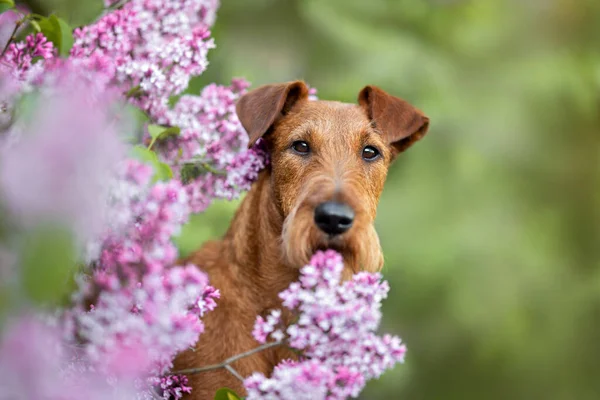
xmin=199 ymin=162 xmax=226 ymax=176
xmin=169 ymin=340 xmax=284 ymax=380
xmin=0 ymin=20 xmax=22 ymax=59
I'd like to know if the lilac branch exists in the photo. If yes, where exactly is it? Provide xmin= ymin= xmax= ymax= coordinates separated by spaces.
xmin=224 ymin=365 xmax=245 ymax=382
xmin=0 ymin=20 xmax=22 ymax=59
xmin=169 ymin=340 xmax=284 ymax=380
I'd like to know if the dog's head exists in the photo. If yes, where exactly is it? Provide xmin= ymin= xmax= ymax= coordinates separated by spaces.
xmin=236 ymin=81 xmax=429 ymax=274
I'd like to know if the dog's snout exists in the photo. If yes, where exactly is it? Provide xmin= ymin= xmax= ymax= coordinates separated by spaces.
xmin=314 ymin=201 xmax=355 ymax=236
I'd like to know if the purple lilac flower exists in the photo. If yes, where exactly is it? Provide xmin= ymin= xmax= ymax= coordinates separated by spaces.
xmin=245 ymin=359 xmax=363 ymax=400
xmin=1 ymin=33 xmax=54 ymax=80
xmin=249 ymin=250 xmax=407 ymax=398
xmin=0 ymin=67 xmax=127 ymax=243
xmin=151 ymin=374 xmax=193 ymax=399
xmin=73 ymin=265 xmax=218 ymax=376
xmin=0 ymin=316 xmax=139 ymax=399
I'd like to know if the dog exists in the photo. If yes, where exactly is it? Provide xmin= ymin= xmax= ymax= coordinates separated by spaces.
xmin=173 ymin=81 xmax=430 ymax=399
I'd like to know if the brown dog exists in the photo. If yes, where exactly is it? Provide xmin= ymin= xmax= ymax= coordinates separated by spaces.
xmin=174 ymin=81 xmax=429 ymax=399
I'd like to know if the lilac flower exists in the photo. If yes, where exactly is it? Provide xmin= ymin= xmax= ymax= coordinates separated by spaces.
xmin=96 ymin=174 xmax=191 ymax=278
xmin=73 ymin=265 xmax=218 ymax=376
xmin=0 ymin=68 xmax=127 ymax=243
xmin=245 ymin=360 xmax=363 ymax=400
xmin=150 ymin=374 xmax=193 ymax=399
xmin=148 ymin=78 xmax=268 ymax=211
xmin=158 ymin=80 xmax=250 ymax=163
xmin=249 ymin=250 xmax=407 ymax=398
xmin=72 ymin=0 xmax=218 ymax=121
xmin=214 ymin=142 xmax=269 ymax=200
xmin=1 ymin=33 xmax=54 ymax=79
xmin=0 ymin=316 xmax=138 ymax=400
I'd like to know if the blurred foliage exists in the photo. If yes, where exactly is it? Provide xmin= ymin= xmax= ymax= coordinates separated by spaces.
xmin=175 ymin=199 xmax=240 ymax=259
xmin=19 ymin=0 xmax=103 ymax=26
xmin=213 ymin=387 xmax=242 ymax=400
xmin=19 ymin=223 xmax=76 ymax=307
xmin=185 ymin=0 xmax=600 ymax=399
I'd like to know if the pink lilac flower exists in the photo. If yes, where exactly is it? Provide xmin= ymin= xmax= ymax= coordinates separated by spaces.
xmin=70 ymin=1 xmax=271 ymax=208
xmin=244 ymin=360 xmax=363 ymax=400
xmin=72 ymin=0 xmax=218 ymax=121
xmin=214 ymin=140 xmax=269 ymax=200
xmin=73 ymin=265 xmax=218 ymax=376
xmin=0 ymin=316 xmax=139 ymax=400
xmin=0 ymin=23 xmax=222 ymax=393
xmin=1 ymin=33 xmax=55 ymax=80
xmin=0 ymin=68 xmax=127 ymax=243
xmin=150 ymin=374 xmax=193 ymax=400
xmin=249 ymin=250 xmax=407 ymax=398
xmin=96 ymin=176 xmax=191 ymax=279
xmin=151 ymin=78 xmax=270 ymax=210
xmin=65 ymin=152 xmax=219 ymax=387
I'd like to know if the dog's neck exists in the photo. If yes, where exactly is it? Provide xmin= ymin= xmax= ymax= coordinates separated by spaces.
xmin=221 ymin=170 xmax=299 ymax=303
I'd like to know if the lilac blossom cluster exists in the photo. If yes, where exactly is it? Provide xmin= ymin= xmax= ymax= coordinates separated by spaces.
xmin=0 ymin=57 xmax=218 ymax=396
xmin=72 ymin=0 xmax=218 ymax=122
xmin=0 ymin=316 xmax=139 ymax=399
xmin=2 ymin=32 xmax=54 ymax=79
xmin=248 ymin=250 xmax=407 ymax=399
xmin=72 ymin=0 xmax=268 ymax=210
xmin=0 ymin=0 xmax=227 ymax=397
xmin=155 ymin=79 xmax=269 ymax=211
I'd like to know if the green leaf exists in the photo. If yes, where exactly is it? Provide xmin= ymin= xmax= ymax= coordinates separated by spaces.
xmin=15 ymin=91 xmax=41 ymax=123
xmin=130 ymin=145 xmax=159 ymax=164
xmin=147 ymin=124 xmax=181 ymax=149
xmin=214 ymin=388 xmax=242 ymax=400
xmin=0 ymin=0 xmax=14 ymax=14
xmin=130 ymin=146 xmax=173 ymax=183
xmin=30 ymin=19 xmax=42 ymax=33
xmin=38 ymin=15 xmax=73 ymax=57
xmin=180 ymin=163 xmax=203 ymax=185
xmin=127 ymin=104 xmax=150 ymax=127
xmin=20 ymin=223 xmax=76 ymax=306
xmin=55 ymin=16 xmax=73 ymax=56
xmin=156 ymin=161 xmax=174 ymax=181
xmin=174 ymin=199 xmax=239 ymax=258
xmin=120 ymin=104 xmax=149 ymax=145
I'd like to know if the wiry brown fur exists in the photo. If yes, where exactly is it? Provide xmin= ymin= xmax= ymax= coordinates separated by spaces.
xmin=174 ymin=81 xmax=429 ymax=399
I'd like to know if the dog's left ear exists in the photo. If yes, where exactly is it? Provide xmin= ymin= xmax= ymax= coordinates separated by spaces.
xmin=358 ymin=85 xmax=429 ymax=158
xmin=236 ymin=81 xmax=310 ymax=148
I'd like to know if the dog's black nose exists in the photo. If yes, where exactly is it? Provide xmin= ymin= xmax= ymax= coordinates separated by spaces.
xmin=314 ymin=201 xmax=355 ymax=236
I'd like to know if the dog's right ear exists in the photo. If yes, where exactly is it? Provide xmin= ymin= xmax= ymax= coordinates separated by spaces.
xmin=358 ymin=85 xmax=429 ymax=159
xmin=236 ymin=81 xmax=309 ymax=148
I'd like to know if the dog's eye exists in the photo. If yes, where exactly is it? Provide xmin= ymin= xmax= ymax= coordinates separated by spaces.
xmin=362 ymin=146 xmax=380 ymax=161
xmin=291 ymin=140 xmax=310 ymax=154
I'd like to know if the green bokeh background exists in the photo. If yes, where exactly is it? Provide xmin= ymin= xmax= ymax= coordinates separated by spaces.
xmin=14 ymin=0 xmax=600 ymax=398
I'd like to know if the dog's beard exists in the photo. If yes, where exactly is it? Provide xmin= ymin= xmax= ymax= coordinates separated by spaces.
xmin=281 ymin=204 xmax=384 ymax=278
